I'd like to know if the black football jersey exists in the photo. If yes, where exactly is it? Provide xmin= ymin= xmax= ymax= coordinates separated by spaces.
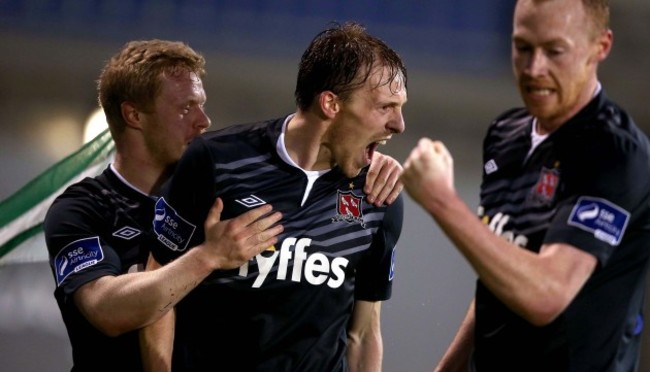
xmin=44 ymin=167 xmax=155 ymax=372
xmin=474 ymin=91 xmax=650 ymax=372
xmin=151 ymin=117 xmax=403 ymax=371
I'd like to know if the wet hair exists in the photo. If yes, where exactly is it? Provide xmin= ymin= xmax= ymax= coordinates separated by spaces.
xmin=97 ymin=39 xmax=206 ymax=136
xmin=294 ymin=22 xmax=407 ymax=111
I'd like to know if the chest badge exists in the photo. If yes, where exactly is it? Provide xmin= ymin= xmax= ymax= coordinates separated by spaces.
xmin=332 ymin=190 xmax=366 ymax=227
xmin=531 ymin=166 xmax=560 ymax=205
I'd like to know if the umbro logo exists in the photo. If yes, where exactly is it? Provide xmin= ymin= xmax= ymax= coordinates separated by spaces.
xmin=236 ymin=195 xmax=266 ymax=208
xmin=112 ymin=226 xmax=142 ymax=240
xmin=484 ymin=159 xmax=498 ymax=175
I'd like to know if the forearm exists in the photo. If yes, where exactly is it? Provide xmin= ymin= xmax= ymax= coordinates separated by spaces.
xmin=402 ymin=138 xmax=594 ymax=325
xmin=421 ymin=189 xmax=572 ymax=324
xmin=140 ymin=308 xmax=174 ymax=372
xmin=401 ymin=139 xmax=540 ymax=311
xmin=347 ymin=329 xmax=382 ymax=372
xmin=77 ymin=247 xmax=214 ymax=336
xmin=347 ymin=301 xmax=383 ymax=372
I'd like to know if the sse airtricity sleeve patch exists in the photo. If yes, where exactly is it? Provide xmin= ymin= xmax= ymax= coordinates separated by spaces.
xmin=152 ymin=197 xmax=196 ymax=252
xmin=568 ymin=196 xmax=630 ymax=246
xmin=54 ymin=237 xmax=104 ymax=287
xmin=388 ymin=247 xmax=396 ymax=281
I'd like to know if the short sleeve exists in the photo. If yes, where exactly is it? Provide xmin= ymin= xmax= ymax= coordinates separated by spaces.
xmin=44 ymin=195 xmax=122 ymax=302
xmin=544 ymin=128 xmax=650 ymax=266
xmin=150 ymin=136 xmax=217 ymax=265
xmin=354 ymin=194 xmax=404 ymax=301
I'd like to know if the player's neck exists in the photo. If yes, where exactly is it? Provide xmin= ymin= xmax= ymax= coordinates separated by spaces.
xmin=112 ymin=152 xmax=171 ymax=196
xmin=535 ymin=80 xmax=600 ymax=135
xmin=284 ymin=111 xmax=332 ymax=172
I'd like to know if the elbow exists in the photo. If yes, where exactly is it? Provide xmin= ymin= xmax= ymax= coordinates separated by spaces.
xmin=86 ymin=305 xmax=167 ymax=337
xmin=520 ymin=294 xmax=571 ymax=327
xmin=103 ymin=328 xmax=127 ymax=338
xmin=93 ymin=320 xmax=133 ymax=338
xmin=91 ymin=309 xmax=166 ymax=337
xmin=524 ymin=307 xmax=562 ymax=327
xmin=86 ymin=312 xmax=140 ymax=337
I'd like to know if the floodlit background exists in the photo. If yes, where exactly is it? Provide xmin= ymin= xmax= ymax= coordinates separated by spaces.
xmin=1 ymin=1 xmax=649 ymax=370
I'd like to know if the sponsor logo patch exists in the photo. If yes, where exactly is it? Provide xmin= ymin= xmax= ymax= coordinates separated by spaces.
xmin=568 ymin=196 xmax=630 ymax=246
xmin=152 ymin=197 xmax=196 ymax=252
xmin=389 ymin=247 xmax=396 ymax=281
xmin=54 ymin=237 xmax=104 ymax=286
xmin=331 ymin=190 xmax=365 ymax=228
xmin=112 ymin=226 xmax=141 ymax=240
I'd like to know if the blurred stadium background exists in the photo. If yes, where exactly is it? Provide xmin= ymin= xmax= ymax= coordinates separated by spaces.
xmin=0 ymin=1 xmax=648 ymax=370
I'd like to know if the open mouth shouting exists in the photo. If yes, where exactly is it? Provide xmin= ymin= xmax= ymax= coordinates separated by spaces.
xmin=366 ymin=139 xmax=388 ymax=163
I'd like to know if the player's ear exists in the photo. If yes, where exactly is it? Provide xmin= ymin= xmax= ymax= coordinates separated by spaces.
xmin=592 ymin=29 xmax=613 ymax=63
xmin=121 ymin=101 xmax=144 ymax=130
xmin=319 ymin=91 xmax=340 ymax=119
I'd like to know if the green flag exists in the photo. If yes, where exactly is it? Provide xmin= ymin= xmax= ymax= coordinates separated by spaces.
xmin=0 ymin=129 xmax=115 ymax=266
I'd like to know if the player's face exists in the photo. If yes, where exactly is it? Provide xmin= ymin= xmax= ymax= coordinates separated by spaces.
xmin=326 ymin=67 xmax=407 ymax=178
xmin=142 ymin=71 xmax=211 ymax=166
xmin=512 ymin=0 xmax=610 ymax=132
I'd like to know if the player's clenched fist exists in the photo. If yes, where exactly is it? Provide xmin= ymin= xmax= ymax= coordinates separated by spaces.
xmin=201 ymin=198 xmax=283 ymax=270
xmin=400 ymin=138 xmax=455 ymax=208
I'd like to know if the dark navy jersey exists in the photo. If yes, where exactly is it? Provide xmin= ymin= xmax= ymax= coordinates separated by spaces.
xmin=44 ymin=166 xmax=156 ymax=372
xmin=475 ymin=91 xmax=650 ymax=372
xmin=150 ymin=116 xmax=403 ymax=371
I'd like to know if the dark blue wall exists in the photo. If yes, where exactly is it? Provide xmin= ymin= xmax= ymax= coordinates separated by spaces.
xmin=0 ymin=0 xmax=513 ymax=73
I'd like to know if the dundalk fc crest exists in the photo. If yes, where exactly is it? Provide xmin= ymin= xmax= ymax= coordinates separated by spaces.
xmin=332 ymin=190 xmax=366 ymax=228
xmin=531 ymin=166 xmax=560 ymax=205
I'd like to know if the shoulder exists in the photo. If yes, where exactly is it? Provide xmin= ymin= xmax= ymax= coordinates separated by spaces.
xmin=557 ymin=95 xmax=650 ymax=203
xmin=43 ymin=176 xmax=109 ymax=246
xmin=564 ymin=95 xmax=650 ymax=161
xmin=482 ymin=108 xmax=531 ymax=155
xmin=45 ymin=168 xmax=144 ymax=230
xmin=385 ymin=193 xmax=404 ymax=223
xmin=595 ymin=97 xmax=648 ymax=153
xmin=47 ymin=176 xmax=107 ymax=215
xmin=488 ymin=107 xmax=530 ymax=135
xmin=386 ymin=193 xmax=404 ymax=214
xmin=202 ymin=117 xmax=284 ymax=144
xmin=185 ymin=117 xmax=285 ymax=162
